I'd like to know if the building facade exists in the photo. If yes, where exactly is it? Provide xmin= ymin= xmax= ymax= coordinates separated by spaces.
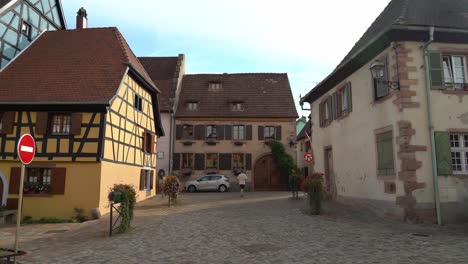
xmin=0 ymin=27 xmax=163 ymax=219
xmin=296 ymin=119 xmax=313 ymax=178
xmin=173 ymin=74 xmax=298 ymax=191
xmin=300 ymin=0 xmax=468 ymax=223
xmin=0 ymin=0 xmax=66 ymax=69
xmin=139 ymin=55 xmax=185 ymax=191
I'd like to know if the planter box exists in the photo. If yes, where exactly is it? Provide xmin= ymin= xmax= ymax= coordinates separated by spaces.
xmin=233 ymin=140 xmax=246 ymax=146
xmin=205 ymin=139 xmax=218 ymax=145
xmin=0 ymin=210 xmax=17 ymax=225
xmin=182 ymin=141 xmax=195 ymax=146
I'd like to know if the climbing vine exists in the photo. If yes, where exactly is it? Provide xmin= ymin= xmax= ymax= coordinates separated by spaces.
xmin=268 ymin=141 xmax=295 ymax=183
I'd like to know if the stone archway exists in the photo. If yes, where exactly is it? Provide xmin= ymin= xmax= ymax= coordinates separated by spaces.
xmin=253 ymin=154 xmax=287 ymax=191
xmin=0 ymin=170 xmax=8 ymax=206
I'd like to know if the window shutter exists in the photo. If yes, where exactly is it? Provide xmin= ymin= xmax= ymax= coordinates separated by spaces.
xmin=8 ymin=167 xmax=21 ymax=194
xmin=246 ymin=125 xmax=252 ymax=140
xmin=377 ymin=132 xmax=394 ymax=176
xmin=142 ymin=132 xmax=148 ymax=152
xmin=275 ymin=126 xmax=282 ymax=140
xmin=139 ymin=169 xmax=145 ymax=190
xmin=175 ymin=125 xmax=183 ymax=140
xmin=70 ymin=113 xmax=82 ymax=135
xmin=331 ymin=93 xmax=337 ymax=120
xmin=151 ymin=135 xmax=156 ymax=154
xmin=35 ymin=112 xmax=48 ymax=134
xmin=318 ymin=103 xmax=323 ymax=127
xmin=427 ymin=51 xmax=445 ymax=90
xmin=225 ymin=125 xmax=232 ymax=140
xmin=434 ymin=132 xmax=453 ymax=175
xmin=173 ymin=153 xmax=181 ymax=170
xmin=150 ymin=170 xmax=154 ymax=189
xmin=346 ymin=82 xmax=353 ymax=112
xmin=50 ymin=168 xmax=66 ymax=195
xmin=194 ymin=125 xmax=205 ymax=140
xmin=327 ymin=97 xmax=332 ymax=123
xmin=217 ymin=125 xmax=225 ymax=140
xmin=219 ymin=153 xmax=232 ymax=170
xmin=0 ymin=112 xmax=15 ymax=134
xmin=245 ymin=154 xmax=252 ymax=170
xmin=195 ymin=153 xmax=205 ymax=170
xmin=258 ymin=126 xmax=264 ymax=140
xmin=375 ymin=79 xmax=389 ymax=99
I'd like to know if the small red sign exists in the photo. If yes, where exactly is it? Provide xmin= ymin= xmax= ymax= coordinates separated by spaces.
xmin=304 ymin=152 xmax=314 ymax=163
xmin=17 ymin=134 xmax=36 ymax=165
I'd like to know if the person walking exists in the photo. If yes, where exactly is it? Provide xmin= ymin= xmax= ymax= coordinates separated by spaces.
xmin=237 ymin=170 xmax=248 ymax=197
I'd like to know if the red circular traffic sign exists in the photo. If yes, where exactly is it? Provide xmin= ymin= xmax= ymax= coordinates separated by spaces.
xmin=17 ymin=134 xmax=36 ymax=165
xmin=304 ymin=152 xmax=314 ymax=163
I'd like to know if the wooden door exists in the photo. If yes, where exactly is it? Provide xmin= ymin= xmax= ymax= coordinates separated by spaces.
xmin=254 ymin=155 xmax=286 ymax=191
xmin=0 ymin=176 xmax=3 ymax=206
xmin=324 ymin=147 xmax=336 ymax=198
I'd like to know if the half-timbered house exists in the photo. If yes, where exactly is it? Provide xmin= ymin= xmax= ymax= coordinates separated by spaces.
xmin=173 ymin=73 xmax=298 ymax=191
xmin=139 ymin=55 xmax=185 ymax=191
xmin=0 ymin=0 xmax=66 ymax=70
xmin=0 ymin=27 xmax=163 ymax=219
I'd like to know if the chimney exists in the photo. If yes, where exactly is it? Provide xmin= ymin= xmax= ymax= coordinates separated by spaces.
xmin=76 ymin=7 xmax=88 ymax=29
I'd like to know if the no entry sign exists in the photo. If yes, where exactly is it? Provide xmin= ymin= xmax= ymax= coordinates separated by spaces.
xmin=304 ymin=152 xmax=314 ymax=163
xmin=17 ymin=134 xmax=36 ymax=165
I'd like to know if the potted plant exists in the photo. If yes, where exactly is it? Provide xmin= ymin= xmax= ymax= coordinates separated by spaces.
xmin=163 ymin=176 xmax=181 ymax=207
xmin=300 ymin=173 xmax=324 ymax=215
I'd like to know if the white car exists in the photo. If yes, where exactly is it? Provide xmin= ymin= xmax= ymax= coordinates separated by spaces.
xmin=185 ymin=175 xmax=231 ymax=192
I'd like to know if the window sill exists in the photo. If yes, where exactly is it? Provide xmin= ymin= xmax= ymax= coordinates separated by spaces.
xmin=372 ymin=92 xmax=394 ymax=105
xmin=204 ymin=169 xmax=219 ymax=174
xmin=182 ymin=141 xmax=195 ymax=146
xmin=377 ymin=174 xmax=396 ymax=180
xmin=23 ymin=193 xmax=53 ymax=197
xmin=180 ymin=168 xmax=193 ymax=175
xmin=440 ymin=89 xmax=468 ymax=95
xmin=233 ymin=140 xmax=246 ymax=146
xmin=205 ymin=139 xmax=219 ymax=145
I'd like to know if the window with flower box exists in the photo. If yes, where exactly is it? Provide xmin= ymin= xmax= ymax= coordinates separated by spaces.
xmin=24 ymin=168 xmax=51 ymax=194
xmin=206 ymin=125 xmax=217 ymax=139
xmin=233 ymin=125 xmax=245 ymax=140
xmin=264 ymin=126 xmax=275 ymax=140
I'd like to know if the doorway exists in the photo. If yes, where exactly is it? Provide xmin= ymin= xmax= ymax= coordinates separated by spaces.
xmin=253 ymin=154 xmax=287 ymax=191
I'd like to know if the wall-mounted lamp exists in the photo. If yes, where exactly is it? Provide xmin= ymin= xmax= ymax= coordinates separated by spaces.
xmin=370 ymin=61 xmax=400 ymax=90
xmin=289 ymin=139 xmax=296 ymax=148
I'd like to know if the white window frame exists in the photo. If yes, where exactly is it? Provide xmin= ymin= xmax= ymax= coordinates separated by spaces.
xmin=450 ymin=134 xmax=468 ymax=174
xmin=233 ymin=125 xmax=245 ymax=140
xmin=51 ymin=114 xmax=71 ymax=135
xmin=264 ymin=126 xmax=275 ymax=140
xmin=342 ymin=88 xmax=349 ymax=112
xmin=142 ymin=168 xmax=152 ymax=191
xmin=187 ymin=102 xmax=198 ymax=111
xmin=443 ymin=55 xmax=467 ymax=89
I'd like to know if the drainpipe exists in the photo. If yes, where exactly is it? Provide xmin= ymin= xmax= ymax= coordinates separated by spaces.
xmin=169 ymin=112 xmax=174 ymax=175
xmin=423 ymin=26 xmax=442 ymax=225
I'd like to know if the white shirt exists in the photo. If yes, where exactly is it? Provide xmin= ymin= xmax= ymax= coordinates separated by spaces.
xmin=238 ymin=173 xmax=248 ymax=185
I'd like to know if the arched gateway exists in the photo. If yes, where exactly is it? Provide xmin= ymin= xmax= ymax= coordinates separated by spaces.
xmin=253 ymin=154 xmax=287 ymax=191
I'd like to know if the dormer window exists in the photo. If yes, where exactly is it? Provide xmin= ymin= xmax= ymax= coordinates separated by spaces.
xmin=21 ymin=21 xmax=32 ymax=40
xmin=232 ymin=102 xmax=243 ymax=111
xmin=187 ymin=102 xmax=198 ymax=111
xmin=208 ymin=82 xmax=222 ymax=91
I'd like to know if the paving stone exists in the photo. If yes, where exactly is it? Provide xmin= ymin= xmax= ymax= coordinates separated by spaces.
xmin=2 ymin=192 xmax=468 ymax=263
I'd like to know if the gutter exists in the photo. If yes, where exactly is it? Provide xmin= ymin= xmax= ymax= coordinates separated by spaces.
xmin=422 ymin=26 xmax=442 ymax=225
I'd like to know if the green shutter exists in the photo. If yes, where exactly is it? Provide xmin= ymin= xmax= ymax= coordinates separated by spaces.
xmin=331 ymin=93 xmax=337 ymax=120
xmin=346 ymin=82 xmax=353 ymax=112
xmin=434 ymin=132 xmax=453 ymax=175
xmin=377 ymin=131 xmax=394 ymax=176
xmin=427 ymin=51 xmax=445 ymax=90
xmin=318 ymin=103 xmax=323 ymax=127
xmin=327 ymin=97 xmax=332 ymax=123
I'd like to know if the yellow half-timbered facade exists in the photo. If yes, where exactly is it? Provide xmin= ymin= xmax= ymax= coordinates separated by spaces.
xmin=0 ymin=27 xmax=163 ymax=219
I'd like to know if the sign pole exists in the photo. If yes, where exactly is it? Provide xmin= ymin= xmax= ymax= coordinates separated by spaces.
xmin=13 ymin=164 xmax=25 ymax=263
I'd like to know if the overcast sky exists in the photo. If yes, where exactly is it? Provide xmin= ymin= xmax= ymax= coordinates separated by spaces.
xmin=62 ymin=0 xmax=391 ymax=117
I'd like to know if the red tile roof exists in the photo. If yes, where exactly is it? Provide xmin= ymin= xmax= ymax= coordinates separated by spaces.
xmin=139 ymin=57 xmax=180 ymax=112
xmin=0 ymin=27 xmax=157 ymax=104
xmin=176 ymin=73 xmax=298 ymax=118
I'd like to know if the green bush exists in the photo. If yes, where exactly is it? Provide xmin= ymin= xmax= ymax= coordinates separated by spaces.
xmin=109 ymin=184 xmax=137 ymax=233
xmin=268 ymin=141 xmax=295 ymax=183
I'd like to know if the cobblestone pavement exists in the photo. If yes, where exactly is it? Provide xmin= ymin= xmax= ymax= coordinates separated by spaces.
xmin=3 ymin=192 xmax=468 ymax=263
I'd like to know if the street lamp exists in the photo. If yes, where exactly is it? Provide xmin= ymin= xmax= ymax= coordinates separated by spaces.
xmin=370 ymin=61 xmax=400 ymax=90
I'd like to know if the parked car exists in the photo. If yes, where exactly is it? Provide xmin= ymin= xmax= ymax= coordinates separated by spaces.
xmin=185 ymin=175 xmax=231 ymax=192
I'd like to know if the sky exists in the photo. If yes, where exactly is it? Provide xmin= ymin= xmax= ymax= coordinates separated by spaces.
xmin=62 ymin=0 xmax=391 ymax=118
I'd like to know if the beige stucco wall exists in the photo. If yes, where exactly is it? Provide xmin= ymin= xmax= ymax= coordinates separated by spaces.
xmin=156 ymin=113 xmax=172 ymax=180
xmin=173 ymin=119 xmax=297 ymax=188
xmin=310 ymin=42 xmax=435 ymax=216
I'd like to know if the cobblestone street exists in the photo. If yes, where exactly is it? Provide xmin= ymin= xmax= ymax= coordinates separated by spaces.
xmin=2 ymin=192 xmax=468 ymax=263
